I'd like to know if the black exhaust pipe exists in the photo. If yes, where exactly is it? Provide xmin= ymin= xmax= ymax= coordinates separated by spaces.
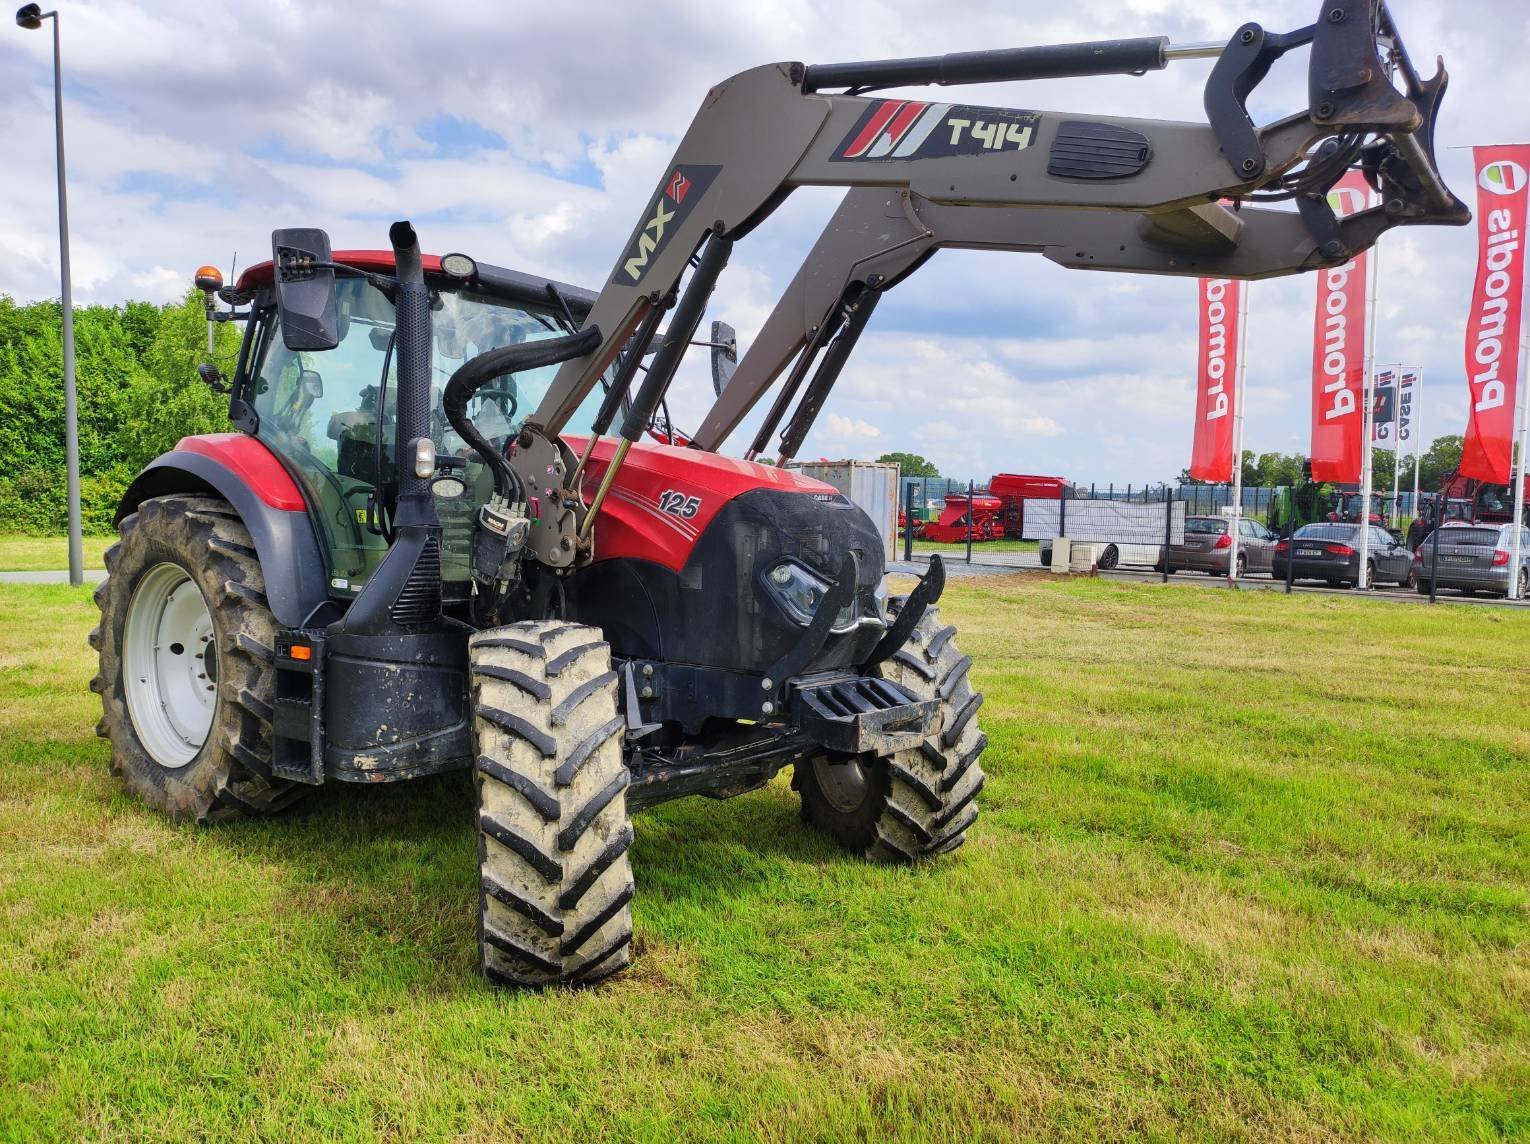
xmin=337 ymin=220 xmax=444 ymax=633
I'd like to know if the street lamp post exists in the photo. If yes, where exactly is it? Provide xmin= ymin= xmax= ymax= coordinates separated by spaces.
xmin=17 ymin=3 xmax=82 ymax=587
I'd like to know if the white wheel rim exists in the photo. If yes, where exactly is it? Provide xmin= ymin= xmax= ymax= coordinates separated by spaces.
xmin=123 ymin=563 xmax=217 ymax=768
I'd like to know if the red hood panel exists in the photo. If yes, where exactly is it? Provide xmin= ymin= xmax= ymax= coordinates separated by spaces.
xmin=565 ymin=437 xmax=839 ymax=572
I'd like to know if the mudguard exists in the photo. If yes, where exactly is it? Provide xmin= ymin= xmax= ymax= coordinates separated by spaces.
xmin=114 ymin=435 xmax=330 ymax=627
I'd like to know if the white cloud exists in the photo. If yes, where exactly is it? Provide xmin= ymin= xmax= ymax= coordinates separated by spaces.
xmin=0 ymin=0 xmax=1522 ymax=485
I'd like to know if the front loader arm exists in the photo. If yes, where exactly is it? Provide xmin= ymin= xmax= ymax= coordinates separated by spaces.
xmin=533 ymin=1 xmax=1465 ymax=445
xmin=692 ymin=174 xmax=1418 ymax=453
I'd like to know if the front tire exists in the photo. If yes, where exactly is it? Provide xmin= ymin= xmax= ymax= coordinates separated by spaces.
xmin=469 ymin=621 xmax=634 ymax=988
xmin=89 ymin=495 xmax=307 ymax=823
xmin=794 ymin=604 xmax=986 ymax=862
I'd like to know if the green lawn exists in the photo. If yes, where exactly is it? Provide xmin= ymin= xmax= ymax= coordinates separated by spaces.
xmin=0 ymin=534 xmax=112 ymax=572
xmin=912 ymin=537 xmax=1037 ymax=554
xmin=1 ymin=577 xmax=1526 ymax=1139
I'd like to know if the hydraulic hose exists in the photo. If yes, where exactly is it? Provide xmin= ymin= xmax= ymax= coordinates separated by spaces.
xmin=442 ymin=327 xmax=604 ymax=500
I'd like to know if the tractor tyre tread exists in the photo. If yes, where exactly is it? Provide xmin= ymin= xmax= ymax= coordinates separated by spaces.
xmin=471 ymin=621 xmax=634 ymax=988
xmin=91 ymin=494 xmax=308 ymax=823
xmin=795 ymin=601 xmax=986 ymax=864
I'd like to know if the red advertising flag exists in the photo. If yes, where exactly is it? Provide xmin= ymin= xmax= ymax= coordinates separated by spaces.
xmin=1190 ymin=277 xmax=1240 ymax=481
xmin=1461 ymin=144 xmax=1530 ymax=483
xmin=1309 ymin=171 xmax=1373 ymax=483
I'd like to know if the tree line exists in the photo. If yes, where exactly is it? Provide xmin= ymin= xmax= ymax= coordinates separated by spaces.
xmin=0 ymin=292 xmax=238 ymax=533
xmin=882 ymin=442 xmax=1467 ymax=495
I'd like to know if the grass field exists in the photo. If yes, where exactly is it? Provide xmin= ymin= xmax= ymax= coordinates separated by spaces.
xmin=0 ymin=534 xmax=111 ymax=572
xmin=912 ymin=537 xmax=1037 ymax=554
xmin=1 ymin=575 xmax=1526 ymax=1140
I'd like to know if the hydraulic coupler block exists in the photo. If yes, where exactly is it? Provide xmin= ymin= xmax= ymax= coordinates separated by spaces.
xmin=473 ymin=495 xmax=530 ymax=586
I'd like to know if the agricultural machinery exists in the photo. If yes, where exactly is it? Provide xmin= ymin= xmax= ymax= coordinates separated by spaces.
xmin=921 ymin=475 xmax=1070 ymax=543
xmin=93 ymin=2 xmax=1468 ymax=987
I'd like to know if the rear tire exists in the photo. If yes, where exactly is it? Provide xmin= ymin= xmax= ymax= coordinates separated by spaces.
xmin=469 ymin=621 xmax=634 ymax=988
xmin=1235 ymin=553 xmax=1247 ymax=578
xmin=1098 ymin=544 xmax=1119 ymax=570
xmin=794 ymin=603 xmax=985 ymax=863
xmin=89 ymin=495 xmax=308 ymax=823
xmin=1416 ymin=579 xmax=1431 ymax=596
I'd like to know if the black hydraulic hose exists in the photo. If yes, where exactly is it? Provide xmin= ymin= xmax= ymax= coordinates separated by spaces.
xmin=803 ymin=37 xmax=1168 ymax=92
xmin=442 ymin=327 xmax=604 ymax=500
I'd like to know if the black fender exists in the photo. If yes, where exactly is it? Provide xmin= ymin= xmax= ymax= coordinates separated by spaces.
xmin=115 ymin=451 xmax=330 ymax=627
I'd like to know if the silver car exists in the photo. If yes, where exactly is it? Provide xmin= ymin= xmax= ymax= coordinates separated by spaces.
xmin=1415 ymin=523 xmax=1530 ymax=598
xmin=1163 ymin=516 xmax=1277 ymax=576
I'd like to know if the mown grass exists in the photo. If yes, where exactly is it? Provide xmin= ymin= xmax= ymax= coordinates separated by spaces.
xmin=0 ymin=534 xmax=111 ymax=572
xmin=0 ymin=576 xmax=1526 ymax=1140
xmin=912 ymin=537 xmax=1037 ymax=554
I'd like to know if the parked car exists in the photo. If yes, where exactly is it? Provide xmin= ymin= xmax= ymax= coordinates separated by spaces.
xmin=1271 ymin=523 xmax=1415 ymax=588
xmin=1161 ymin=515 xmax=1278 ymax=576
xmin=1040 ymin=540 xmax=1161 ymax=570
xmin=1413 ymin=523 xmax=1530 ymax=598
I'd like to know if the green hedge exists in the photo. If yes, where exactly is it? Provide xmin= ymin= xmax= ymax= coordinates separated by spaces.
xmin=0 ymin=293 xmax=238 ymax=533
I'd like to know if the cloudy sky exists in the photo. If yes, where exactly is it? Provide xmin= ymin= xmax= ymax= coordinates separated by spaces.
xmin=3 ymin=0 xmax=1527 ymax=484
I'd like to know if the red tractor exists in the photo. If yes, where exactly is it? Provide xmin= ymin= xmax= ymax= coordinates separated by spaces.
xmin=1433 ymin=471 xmax=1529 ymax=525
xmin=91 ymin=4 xmax=1465 ymax=987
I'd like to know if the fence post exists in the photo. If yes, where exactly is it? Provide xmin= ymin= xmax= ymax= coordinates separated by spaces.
xmin=1162 ymin=485 xmax=1172 ymax=583
xmin=903 ymin=480 xmax=915 ymax=563
xmin=965 ymin=480 xmax=974 ymax=564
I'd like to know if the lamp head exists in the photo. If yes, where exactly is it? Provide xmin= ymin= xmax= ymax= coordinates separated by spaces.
xmin=15 ymin=4 xmax=45 ymax=30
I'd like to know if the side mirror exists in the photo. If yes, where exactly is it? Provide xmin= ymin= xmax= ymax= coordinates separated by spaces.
xmin=709 ymin=320 xmax=738 ymax=397
xmin=299 ymin=369 xmax=324 ymax=401
xmin=271 ymin=227 xmax=339 ymax=351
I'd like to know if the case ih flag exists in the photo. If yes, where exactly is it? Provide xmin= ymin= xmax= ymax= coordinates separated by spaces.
xmin=1461 ymin=145 xmax=1530 ymax=482
xmin=1371 ymin=369 xmax=1398 ymax=445
xmin=1190 ymin=277 xmax=1241 ymax=480
xmin=1309 ymin=171 xmax=1373 ymax=483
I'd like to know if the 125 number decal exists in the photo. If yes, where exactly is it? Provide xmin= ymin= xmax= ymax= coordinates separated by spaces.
xmin=657 ymin=490 xmax=701 ymax=518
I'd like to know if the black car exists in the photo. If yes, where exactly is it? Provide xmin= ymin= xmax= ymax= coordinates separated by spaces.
xmin=1272 ymin=523 xmax=1415 ymax=588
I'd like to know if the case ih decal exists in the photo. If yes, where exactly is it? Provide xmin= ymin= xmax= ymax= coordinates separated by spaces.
xmin=617 ymin=163 xmax=721 ymax=285
xmin=831 ymin=100 xmax=1039 ymax=161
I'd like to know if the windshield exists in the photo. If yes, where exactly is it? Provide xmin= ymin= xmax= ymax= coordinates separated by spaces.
xmin=247 ymin=276 xmax=607 ymax=592
xmin=1294 ymin=524 xmax=1359 ymax=541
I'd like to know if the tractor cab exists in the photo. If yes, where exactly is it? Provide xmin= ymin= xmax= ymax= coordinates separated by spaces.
xmin=225 ymin=252 xmax=610 ymax=599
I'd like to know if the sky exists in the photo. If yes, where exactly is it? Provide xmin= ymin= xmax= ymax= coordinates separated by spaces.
xmin=2 ymin=0 xmax=1528 ymax=485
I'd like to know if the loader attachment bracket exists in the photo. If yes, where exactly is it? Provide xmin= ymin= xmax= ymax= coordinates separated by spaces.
xmin=862 ymin=554 xmax=945 ymax=673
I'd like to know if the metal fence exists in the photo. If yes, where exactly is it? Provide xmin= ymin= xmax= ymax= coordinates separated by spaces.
xmin=901 ymin=477 xmax=1425 ymax=527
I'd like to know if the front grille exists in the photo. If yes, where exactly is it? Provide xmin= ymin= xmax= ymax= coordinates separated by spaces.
xmin=391 ymin=535 xmax=442 ymax=624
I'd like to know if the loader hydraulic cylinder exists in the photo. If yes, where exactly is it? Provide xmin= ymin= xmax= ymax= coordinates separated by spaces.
xmin=802 ymin=36 xmax=1169 ymax=92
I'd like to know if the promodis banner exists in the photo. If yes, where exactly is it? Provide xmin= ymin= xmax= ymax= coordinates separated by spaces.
xmin=1309 ymin=171 xmax=1373 ymax=483
xmin=1190 ymin=277 xmax=1241 ymax=481
xmin=1461 ymin=144 xmax=1530 ymax=482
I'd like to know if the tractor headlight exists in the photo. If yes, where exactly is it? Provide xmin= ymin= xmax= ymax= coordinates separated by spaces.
xmin=762 ymin=559 xmax=858 ymax=634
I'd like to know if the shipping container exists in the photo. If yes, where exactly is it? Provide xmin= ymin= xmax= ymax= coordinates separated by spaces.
xmin=789 ymin=460 xmax=900 ymax=563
